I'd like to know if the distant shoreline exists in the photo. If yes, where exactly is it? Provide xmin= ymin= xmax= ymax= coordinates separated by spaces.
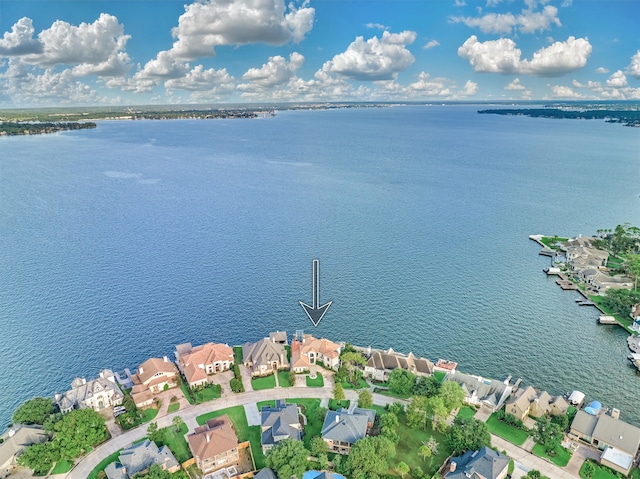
xmin=478 ymin=108 xmax=640 ymax=127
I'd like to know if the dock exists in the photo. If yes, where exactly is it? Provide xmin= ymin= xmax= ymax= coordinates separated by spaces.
xmin=599 ymin=315 xmax=618 ymax=324
xmin=556 ymin=279 xmax=578 ymax=290
xmin=628 ymin=335 xmax=640 ymax=353
xmin=628 ymin=353 xmax=640 ymax=372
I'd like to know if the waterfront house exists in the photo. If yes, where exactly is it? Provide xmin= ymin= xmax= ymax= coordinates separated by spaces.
xmin=186 ymin=415 xmax=240 ymax=474
xmin=242 ymin=336 xmax=289 ymax=377
xmin=504 ymin=386 xmax=568 ymax=421
xmin=269 ymin=331 xmax=288 ymax=345
xmin=290 ymin=333 xmax=342 ymax=372
xmin=434 ymin=359 xmax=458 ymax=374
xmin=444 ymin=447 xmax=509 ymax=479
xmin=260 ymin=400 xmax=302 ymax=453
xmin=321 ymin=408 xmax=375 ymax=454
xmin=0 ymin=425 xmax=48 ymax=478
xmin=175 ymin=341 xmax=234 ymax=389
xmin=131 ymin=357 xmax=178 ymax=408
xmin=105 ymin=440 xmax=179 ymax=479
xmin=580 ymin=269 xmax=633 ymax=294
xmin=54 ymin=369 xmax=124 ymax=413
xmin=445 ymin=371 xmax=512 ymax=411
xmin=363 ymin=348 xmax=434 ymax=381
xmin=569 ymin=410 xmax=640 ymax=475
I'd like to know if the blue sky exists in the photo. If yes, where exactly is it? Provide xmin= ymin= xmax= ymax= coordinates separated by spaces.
xmin=0 ymin=0 xmax=638 ymax=106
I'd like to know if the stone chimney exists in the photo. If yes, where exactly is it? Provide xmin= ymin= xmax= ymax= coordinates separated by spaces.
xmin=335 ymin=415 xmax=340 ymax=423
xmin=139 ymin=367 xmax=144 ymax=375
xmin=450 ymin=462 xmax=457 ymax=473
xmin=206 ymin=433 xmax=210 ymax=443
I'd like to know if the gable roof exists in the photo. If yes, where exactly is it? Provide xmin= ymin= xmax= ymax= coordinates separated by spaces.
xmin=337 ymin=407 xmax=376 ymax=425
xmin=571 ymin=410 xmax=599 ymax=438
xmin=105 ymin=440 xmax=178 ymax=479
xmin=446 ymin=371 xmax=511 ymax=408
xmin=0 ymin=425 xmax=48 ymax=468
xmin=366 ymin=349 xmax=434 ymax=375
xmin=291 ymin=335 xmax=341 ymax=369
xmin=136 ymin=358 xmax=178 ymax=385
xmin=176 ymin=342 xmax=234 ymax=385
xmin=254 ymin=469 xmax=278 ymax=479
xmin=55 ymin=371 xmax=124 ymax=410
xmin=321 ymin=410 xmax=369 ymax=444
xmin=187 ymin=415 xmax=239 ymax=461
xmin=242 ymin=338 xmax=288 ymax=370
xmin=592 ymin=414 xmax=640 ymax=456
xmin=446 ymin=447 xmax=509 ymax=479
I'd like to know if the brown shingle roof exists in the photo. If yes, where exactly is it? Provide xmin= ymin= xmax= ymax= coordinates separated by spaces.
xmin=178 ymin=342 xmax=233 ymax=385
xmin=136 ymin=358 xmax=178 ymax=385
xmin=187 ymin=415 xmax=239 ymax=460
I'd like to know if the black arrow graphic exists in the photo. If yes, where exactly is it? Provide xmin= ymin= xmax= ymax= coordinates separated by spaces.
xmin=300 ymin=259 xmax=332 ymax=327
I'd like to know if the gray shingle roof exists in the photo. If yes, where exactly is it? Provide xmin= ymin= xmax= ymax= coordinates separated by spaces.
xmin=261 ymin=400 xmax=301 ymax=446
xmin=446 ymin=447 xmax=509 ymax=479
xmin=254 ymin=469 xmax=278 ymax=479
xmin=0 ymin=425 xmax=48 ymax=469
xmin=321 ymin=411 xmax=368 ymax=444
xmin=105 ymin=440 xmax=178 ymax=479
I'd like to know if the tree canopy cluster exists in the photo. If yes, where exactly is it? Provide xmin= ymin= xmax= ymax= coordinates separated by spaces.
xmin=12 ymin=397 xmax=55 ymax=425
xmin=447 ymin=416 xmax=491 ymax=454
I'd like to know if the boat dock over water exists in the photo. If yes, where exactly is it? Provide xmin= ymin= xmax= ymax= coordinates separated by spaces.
xmin=628 ymin=335 xmax=640 ymax=353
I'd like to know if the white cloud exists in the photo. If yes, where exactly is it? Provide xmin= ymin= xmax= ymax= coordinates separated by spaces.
xmin=606 ymin=70 xmax=627 ymax=87
xmin=454 ymin=0 xmax=467 ymax=6
xmin=458 ymin=35 xmax=591 ymax=76
xmin=627 ymin=50 xmax=640 ymax=79
xmin=0 ymin=17 xmax=43 ymax=55
xmin=238 ymin=52 xmax=304 ymax=93
xmin=505 ymin=77 xmax=526 ymax=90
xmin=408 ymin=72 xmax=452 ymax=96
xmin=165 ymin=65 xmax=235 ymax=93
xmin=111 ymin=51 xmax=189 ymax=93
xmin=424 ymin=40 xmax=440 ymax=50
xmin=451 ymin=5 xmax=560 ymax=35
xmin=549 ymin=84 xmax=584 ymax=98
xmin=366 ymin=23 xmax=388 ymax=30
xmin=0 ymin=58 xmax=98 ymax=105
xmin=321 ymin=30 xmax=416 ymax=81
xmin=462 ymin=80 xmax=478 ymax=96
xmin=595 ymin=67 xmax=609 ymax=74
xmin=168 ymin=0 xmax=314 ymax=60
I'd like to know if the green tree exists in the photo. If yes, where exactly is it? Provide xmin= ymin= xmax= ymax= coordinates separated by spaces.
xmin=413 ymin=376 xmax=441 ymax=398
xmin=381 ymin=412 xmax=400 ymax=444
xmin=388 ymin=401 xmax=405 ymax=416
xmin=526 ymin=470 xmax=542 ymax=479
xmin=230 ymin=378 xmax=244 ymax=393
xmin=418 ymin=444 xmax=432 ymax=462
xmin=289 ymin=370 xmax=297 ymax=386
xmin=396 ymin=461 xmax=410 ymax=478
xmin=426 ymin=436 xmax=439 ymax=455
xmin=358 ymin=389 xmax=373 ymax=408
xmin=413 ymin=465 xmax=425 ymax=479
xmin=17 ymin=442 xmax=57 ymax=474
xmin=627 ymin=254 xmax=640 ymax=290
xmin=438 ymin=381 xmax=466 ymax=412
xmin=447 ymin=416 xmax=491 ymax=454
xmin=333 ymin=382 xmax=346 ymax=401
xmin=317 ymin=406 xmax=328 ymax=423
xmin=310 ymin=436 xmax=328 ymax=457
xmin=533 ymin=417 xmax=563 ymax=454
xmin=265 ymin=439 xmax=310 ymax=479
xmin=388 ymin=369 xmax=417 ymax=396
xmin=135 ymin=464 xmax=172 ymax=479
xmin=582 ymin=461 xmax=596 ymax=479
xmin=12 ymin=397 xmax=55 ymax=425
xmin=344 ymin=436 xmax=396 ymax=479
xmin=147 ymin=422 xmax=162 ymax=442
xmin=339 ymin=351 xmax=367 ymax=385
xmin=172 ymin=415 xmax=183 ymax=431
xmin=48 ymin=408 xmax=108 ymax=461
xmin=406 ymin=396 xmax=429 ymax=429
xmin=425 ymin=396 xmax=449 ymax=432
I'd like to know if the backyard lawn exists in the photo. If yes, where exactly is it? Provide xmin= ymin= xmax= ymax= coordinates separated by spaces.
xmin=328 ymin=399 xmax=350 ymax=410
xmin=51 ymin=460 xmax=73 ymax=474
xmin=233 ymin=346 xmax=243 ymax=365
xmin=251 ymin=374 xmax=276 ymax=390
xmin=278 ymin=371 xmax=292 ymax=387
xmin=194 ymin=384 xmax=222 ymax=402
xmin=532 ymin=444 xmax=571 ymax=467
xmin=87 ymin=450 xmax=121 ymax=479
xmin=433 ymin=371 xmax=447 ymax=383
xmin=456 ymin=407 xmax=477 ymax=419
xmin=342 ymin=378 xmax=369 ymax=389
xmin=306 ymin=373 xmax=324 ymax=387
xmin=579 ymin=460 xmax=623 ymax=479
xmin=167 ymin=402 xmax=180 ymax=413
xmin=196 ymin=405 xmax=265 ymax=469
xmin=373 ymin=387 xmax=411 ymax=400
xmin=157 ymin=423 xmax=192 ymax=463
xmin=485 ymin=413 xmax=529 ymax=445
xmin=286 ymin=398 xmax=323 ymax=449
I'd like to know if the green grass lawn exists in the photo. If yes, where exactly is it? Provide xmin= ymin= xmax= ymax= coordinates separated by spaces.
xmin=589 ymin=295 xmax=633 ymax=331
xmin=306 ymin=373 xmax=324 ymax=387
xmin=257 ymin=400 xmax=276 ymax=411
xmin=180 ymin=382 xmax=194 ymax=405
xmin=328 ymin=399 xmax=350 ymax=410
xmin=540 ymin=236 xmax=569 ymax=249
xmin=456 ymin=407 xmax=477 ymax=419
xmin=532 ymin=443 xmax=571 ymax=467
xmin=486 ymin=413 xmax=529 ymax=446
xmin=252 ymin=374 xmax=276 ymax=390
xmin=373 ymin=387 xmax=411 ymax=400
xmin=167 ymin=402 xmax=180 ymax=413
xmin=233 ymin=346 xmax=243 ymax=365
xmin=51 ymin=460 xmax=74 ymax=474
xmin=141 ymin=407 xmax=159 ymax=423
xmin=629 ymin=468 xmax=640 ymax=479
xmin=286 ymin=398 xmax=323 ymax=449
xmin=87 ymin=450 xmax=121 ymax=479
xmin=194 ymin=384 xmax=222 ymax=402
xmin=579 ymin=460 xmax=621 ymax=479
xmin=433 ymin=371 xmax=447 ymax=383
xmin=157 ymin=423 xmax=191 ymax=463
xmin=341 ymin=378 xmax=369 ymax=389
xmin=196 ymin=405 xmax=265 ymax=469
xmin=278 ymin=370 xmax=292 ymax=387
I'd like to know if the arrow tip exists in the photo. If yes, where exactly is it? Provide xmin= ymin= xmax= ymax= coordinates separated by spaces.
xmin=299 ymin=301 xmax=332 ymax=327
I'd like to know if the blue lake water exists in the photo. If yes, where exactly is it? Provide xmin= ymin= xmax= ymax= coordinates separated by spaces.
xmin=0 ymin=105 xmax=639 ymax=428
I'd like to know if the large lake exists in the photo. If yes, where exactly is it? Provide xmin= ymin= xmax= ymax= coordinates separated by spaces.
xmin=1 ymin=105 xmax=638 ymax=428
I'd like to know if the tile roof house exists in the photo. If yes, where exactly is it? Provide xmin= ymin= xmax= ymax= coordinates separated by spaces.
xmin=54 ymin=369 xmax=124 ymax=414
xmin=445 ymin=372 xmax=512 ymax=411
xmin=504 ymin=386 xmax=568 ymax=421
xmin=445 ymin=447 xmax=510 ymax=479
xmin=175 ymin=342 xmax=234 ymax=389
xmin=242 ymin=336 xmax=289 ymax=377
xmin=363 ymin=348 xmax=434 ymax=381
xmin=131 ymin=357 xmax=178 ymax=408
xmin=569 ymin=411 xmax=640 ymax=475
xmin=186 ymin=415 xmax=240 ymax=474
xmin=291 ymin=334 xmax=342 ymax=372
xmin=104 ymin=440 xmax=179 ymax=479
xmin=260 ymin=400 xmax=302 ymax=452
xmin=321 ymin=408 xmax=375 ymax=455
xmin=0 ymin=425 xmax=48 ymax=477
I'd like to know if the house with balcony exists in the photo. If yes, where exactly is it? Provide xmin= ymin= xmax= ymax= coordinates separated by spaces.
xmin=186 ymin=415 xmax=240 ymax=474
xmin=290 ymin=334 xmax=342 ymax=372
xmin=54 ymin=369 xmax=124 ymax=413
xmin=175 ymin=341 xmax=234 ymax=389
